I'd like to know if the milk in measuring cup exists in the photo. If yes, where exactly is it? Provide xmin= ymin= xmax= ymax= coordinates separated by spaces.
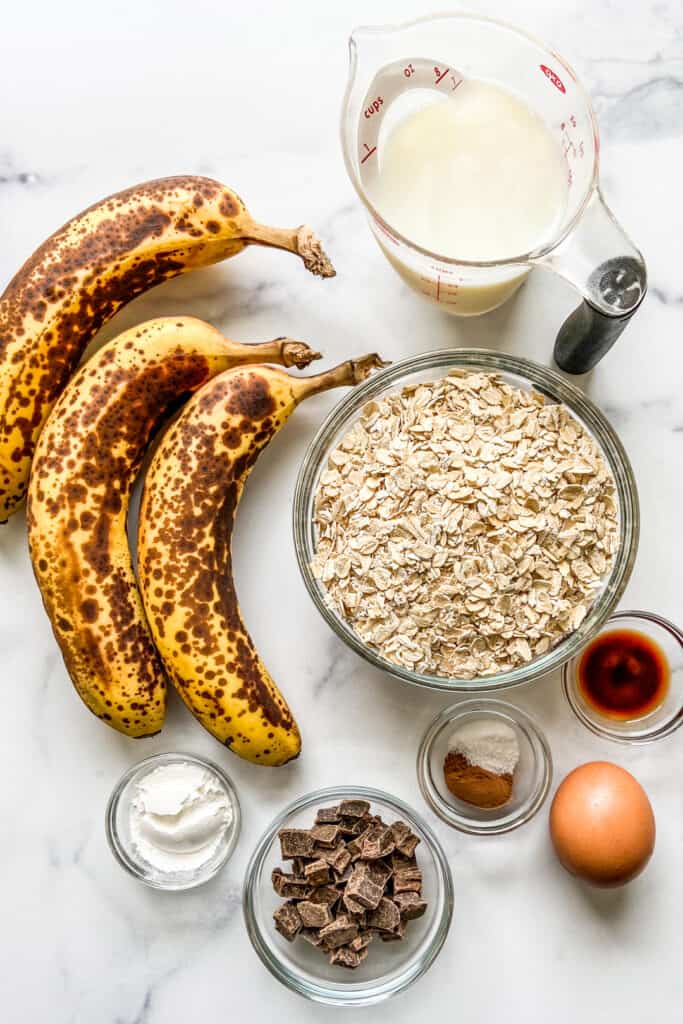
xmin=369 ymin=79 xmax=568 ymax=313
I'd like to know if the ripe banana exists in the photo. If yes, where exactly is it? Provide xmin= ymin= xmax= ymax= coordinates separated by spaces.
xmin=0 ymin=175 xmax=335 ymax=522
xmin=26 ymin=315 xmax=320 ymax=738
xmin=137 ymin=354 xmax=386 ymax=765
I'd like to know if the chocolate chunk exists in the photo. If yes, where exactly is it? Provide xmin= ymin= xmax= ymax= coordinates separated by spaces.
xmin=271 ymin=869 xmax=311 ymax=900
xmin=278 ymin=828 xmax=315 ymax=859
xmin=345 ymin=864 xmax=384 ymax=909
xmin=310 ymin=824 xmax=341 ymax=848
xmin=300 ymin=928 xmax=323 ymax=946
xmin=360 ymin=823 xmax=395 ymax=860
xmin=306 ymin=885 xmax=339 ymax=907
xmin=271 ymin=867 xmax=286 ymax=892
xmin=280 ymin=881 xmax=313 ymax=899
xmin=314 ymin=841 xmax=351 ymax=875
xmin=339 ymin=799 xmax=371 ymax=818
xmin=345 ymin=826 xmax=373 ymax=860
xmin=366 ymin=860 xmax=392 ymax=888
xmin=367 ymin=897 xmax=401 ymax=933
xmin=391 ymin=850 xmax=418 ymax=872
xmin=380 ymin=918 xmax=407 ymax=942
xmin=328 ymin=946 xmax=363 ymax=969
xmin=290 ymin=857 xmax=308 ymax=876
xmin=349 ymin=931 xmax=374 ymax=952
xmin=315 ymin=805 xmax=340 ymax=824
xmin=319 ymin=914 xmax=359 ymax=949
xmin=343 ymin=891 xmax=367 ymax=916
xmin=273 ymin=901 xmax=302 ymax=942
xmin=389 ymin=821 xmax=412 ymax=845
xmin=393 ymin=892 xmax=428 ymax=920
xmin=298 ymin=900 xmax=333 ymax=929
xmin=397 ymin=834 xmax=420 ymax=858
xmin=334 ymin=862 xmax=354 ymax=885
xmin=303 ymin=859 xmax=331 ymax=886
xmin=328 ymin=844 xmax=352 ymax=874
xmin=389 ymin=823 xmax=421 ymax=856
xmin=393 ymin=867 xmax=423 ymax=895
xmin=389 ymin=820 xmax=421 ymax=856
xmin=339 ymin=817 xmax=366 ymax=836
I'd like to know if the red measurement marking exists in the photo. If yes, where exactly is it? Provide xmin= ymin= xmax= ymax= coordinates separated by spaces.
xmin=434 ymin=66 xmax=449 ymax=85
xmin=540 ymin=64 xmax=566 ymax=93
xmin=364 ymin=96 xmax=384 ymax=119
xmin=404 ymin=63 xmax=415 ymax=78
xmin=360 ymin=144 xmax=377 ymax=164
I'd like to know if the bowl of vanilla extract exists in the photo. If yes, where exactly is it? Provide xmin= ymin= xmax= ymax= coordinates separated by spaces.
xmin=563 ymin=610 xmax=683 ymax=743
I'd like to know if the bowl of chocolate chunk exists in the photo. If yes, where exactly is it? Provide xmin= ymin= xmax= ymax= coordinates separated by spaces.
xmin=242 ymin=786 xmax=453 ymax=1006
xmin=294 ymin=349 xmax=639 ymax=691
xmin=417 ymin=700 xmax=553 ymax=835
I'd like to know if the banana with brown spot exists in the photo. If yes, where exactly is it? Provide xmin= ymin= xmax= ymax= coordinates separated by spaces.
xmin=0 ymin=174 xmax=335 ymax=521
xmin=137 ymin=354 xmax=387 ymax=765
xmin=27 ymin=315 xmax=320 ymax=738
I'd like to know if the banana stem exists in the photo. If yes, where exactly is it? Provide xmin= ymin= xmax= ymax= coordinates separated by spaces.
xmin=291 ymin=354 xmax=390 ymax=403
xmin=230 ymin=338 xmax=321 ymax=370
xmin=243 ymin=220 xmax=336 ymax=278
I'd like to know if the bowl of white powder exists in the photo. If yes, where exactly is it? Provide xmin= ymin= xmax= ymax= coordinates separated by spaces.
xmin=105 ymin=752 xmax=241 ymax=890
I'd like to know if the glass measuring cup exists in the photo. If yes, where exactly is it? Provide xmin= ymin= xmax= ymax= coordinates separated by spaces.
xmin=341 ymin=13 xmax=647 ymax=374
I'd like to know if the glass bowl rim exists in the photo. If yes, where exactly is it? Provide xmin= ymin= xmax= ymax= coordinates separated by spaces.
xmin=105 ymin=750 xmax=242 ymax=891
xmin=416 ymin=698 xmax=553 ymax=834
xmin=562 ymin=609 xmax=683 ymax=744
xmin=242 ymin=784 xmax=454 ymax=1007
xmin=293 ymin=348 xmax=640 ymax=693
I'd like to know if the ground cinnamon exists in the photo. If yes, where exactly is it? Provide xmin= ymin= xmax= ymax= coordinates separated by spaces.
xmin=443 ymin=750 xmax=514 ymax=809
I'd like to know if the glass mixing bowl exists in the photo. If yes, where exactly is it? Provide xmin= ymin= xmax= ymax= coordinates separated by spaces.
xmin=242 ymin=785 xmax=453 ymax=1007
xmin=293 ymin=349 xmax=639 ymax=692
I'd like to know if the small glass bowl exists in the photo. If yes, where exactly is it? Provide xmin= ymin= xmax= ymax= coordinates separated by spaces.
xmin=105 ymin=752 xmax=241 ymax=890
xmin=562 ymin=610 xmax=683 ymax=743
xmin=293 ymin=349 xmax=639 ymax=692
xmin=242 ymin=785 xmax=454 ymax=1007
xmin=417 ymin=699 xmax=553 ymax=835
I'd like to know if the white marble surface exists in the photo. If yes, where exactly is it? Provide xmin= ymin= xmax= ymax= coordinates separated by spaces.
xmin=1 ymin=1 xmax=682 ymax=1021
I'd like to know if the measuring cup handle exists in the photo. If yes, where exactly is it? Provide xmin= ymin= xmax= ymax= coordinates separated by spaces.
xmin=541 ymin=188 xmax=647 ymax=373
xmin=554 ymin=283 xmax=643 ymax=374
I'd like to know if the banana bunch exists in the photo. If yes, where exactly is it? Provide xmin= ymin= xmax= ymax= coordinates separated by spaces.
xmin=27 ymin=316 xmax=320 ymax=737
xmin=137 ymin=356 xmax=385 ymax=765
xmin=0 ymin=175 xmax=334 ymax=521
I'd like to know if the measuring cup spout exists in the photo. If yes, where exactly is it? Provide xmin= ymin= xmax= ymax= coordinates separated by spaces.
xmin=539 ymin=188 xmax=647 ymax=373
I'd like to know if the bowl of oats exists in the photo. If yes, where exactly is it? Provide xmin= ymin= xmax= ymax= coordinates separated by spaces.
xmin=293 ymin=349 xmax=639 ymax=691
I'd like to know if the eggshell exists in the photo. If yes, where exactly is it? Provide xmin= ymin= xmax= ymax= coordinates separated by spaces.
xmin=549 ymin=761 xmax=655 ymax=887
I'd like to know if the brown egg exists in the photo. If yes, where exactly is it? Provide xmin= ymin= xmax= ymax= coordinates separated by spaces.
xmin=549 ymin=761 xmax=655 ymax=887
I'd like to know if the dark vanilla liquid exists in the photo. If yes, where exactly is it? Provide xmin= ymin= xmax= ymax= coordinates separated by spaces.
xmin=578 ymin=628 xmax=669 ymax=720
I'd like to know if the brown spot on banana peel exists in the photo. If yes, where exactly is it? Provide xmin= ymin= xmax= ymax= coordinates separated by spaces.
xmin=0 ymin=175 xmax=335 ymax=521
xmin=26 ymin=316 xmax=321 ymax=738
xmin=136 ymin=355 xmax=387 ymax=765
